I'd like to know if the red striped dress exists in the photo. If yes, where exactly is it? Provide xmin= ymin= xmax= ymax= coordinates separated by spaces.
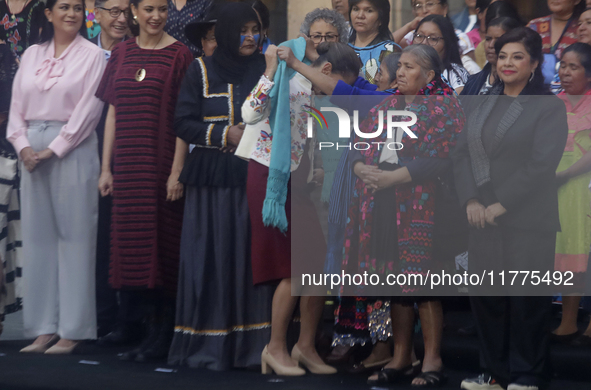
xmin=96 ymin=39 xmax=193 ymax=294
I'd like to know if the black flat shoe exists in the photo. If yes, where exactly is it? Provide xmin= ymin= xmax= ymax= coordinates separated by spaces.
xmin=347 ymin=358 xmax=392 ymax=374
xmin=98 ymin=326 xmax=143 ymax=347
xmin=367 ymin=364 xmax=418 ymax=385
xmin=550 ymin=331 xmax=580 ymax=344
xmin=571 ymin=334 xmax=591 ymax=347
xmin=457 ymin=324 xmax=477 ymax=337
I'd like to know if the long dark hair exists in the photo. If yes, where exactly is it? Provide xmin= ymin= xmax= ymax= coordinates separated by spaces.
xmin=127 ymin=0 xmax=143 ymax=37
xmin=311 ymin=42 xmax=362 ymax=77
xmin=485 ymin=1 xmax=523 ymax=30
xmin=487 ymin=16 xmax=523 ymax=35
xmin=415 ymin=14 xmax=462 ymax=72
xmin=348 ymin=0 xmax=393 ymax=44
xmin=562 ymin=42 xmax=591 ymax=78
xmin=573 ymin=0 xmax=588 ymax=19
xmin=251 ymin=0 xmax=270 ymax=31
xmin=495 ymin=27 xmax=546 ymax=94
xmin=39 ymin=0 xmax=88 ymax=44
xmin=382 ymin=52 xmax=401 ymax=82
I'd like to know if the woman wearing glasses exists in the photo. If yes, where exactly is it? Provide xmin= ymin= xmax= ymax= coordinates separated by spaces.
xmin=347 ymin=0 xmax=400 ymax=84
xmin=299 ymin=7 xmax=350 ymax=49
xmin=413 ymin=14 xmax=470 ymax=94
xmin=395 ymin=0 xmax=480 ymax=75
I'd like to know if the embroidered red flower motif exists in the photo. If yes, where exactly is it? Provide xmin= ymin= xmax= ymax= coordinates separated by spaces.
xmin=2 ymin=14 xmax=18 ymax=30
xmin=539 ymin=22 xmax=549 ymax=34
xmin=7 ymin=30 xmax=21 ymax=46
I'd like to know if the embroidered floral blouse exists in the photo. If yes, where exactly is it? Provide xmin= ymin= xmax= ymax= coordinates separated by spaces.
xmin=0 ymin=0 xmax=45 ymax=58
xmin=242 ymin=73 xmax=314 ymax=174
xmin=527 ymin=15 xmax=579 ymax=60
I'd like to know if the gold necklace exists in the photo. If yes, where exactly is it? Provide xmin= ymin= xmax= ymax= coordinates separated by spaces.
xmin=8 ymin=0 xmax=30 ymax=21
xmin=135 ymin=32 xmax=165 ymax=82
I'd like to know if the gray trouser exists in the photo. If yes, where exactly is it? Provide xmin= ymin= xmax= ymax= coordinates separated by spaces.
xmin=20 ymin=121 xmax=99 ymax=340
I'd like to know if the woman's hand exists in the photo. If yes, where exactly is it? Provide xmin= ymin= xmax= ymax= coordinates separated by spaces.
xmin=20 ymin=147 xmax=39 ymax=172
xmin=466 ymin=199 xmax=486 ymax=229
xmin=299 ymin=33 xmax=319 ymax=62
xmin=364 ymin=169 xmax=399 ymax=191
xmin=264 ymin=44 xmax=279 ymax=80
xmin=555 ymin=170 xmax=570 ymax=187
xmin=36 ymin=148 xmax=54 ymax=162
xmin=484 ymin=202 xmax=507 ymax=226
xmin=166 ymin=170 xmax=184 ymax=201
xmin=227 ymin=124 xmax=245 ymax=147
xmin=311 ymin=168 xmax=324 ymax=187
xmin=354 ymin=162 xmax=388 ymax=189
xmin=353 ymin=162 xmax=373 ymax=180
xmin=408 ymin=16 xmax=423 ymax=32
xmin=98 ymin=170 xmax=114 ymax=197
xmin=277 ymin=46 xmax=298 ymax=69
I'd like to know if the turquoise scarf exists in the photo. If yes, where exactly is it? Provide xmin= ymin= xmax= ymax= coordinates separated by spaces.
xmin=263 ymin=37 xmax=309 ymax=232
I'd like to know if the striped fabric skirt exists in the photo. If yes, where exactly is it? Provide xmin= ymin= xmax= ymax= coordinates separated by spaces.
xmin=0 ymin=138 xmax=22 ymax=323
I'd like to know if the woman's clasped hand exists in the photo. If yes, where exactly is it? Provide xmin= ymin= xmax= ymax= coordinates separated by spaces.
xmin=353 ymin=162 xmax=401 ymax=192
xmin=19 ymin=147 xmax=55 ymax=172
xmin=465 ymin=199 xmax=507 ymax=228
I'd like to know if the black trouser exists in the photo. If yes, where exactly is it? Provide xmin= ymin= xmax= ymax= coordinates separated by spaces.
xmin=96 ymin=194 xmax=117 ymax=333
xmin=470 ymin=295 xmax=552 ymax=388
xmin=468 ymin=225 xmax=555 ymax=389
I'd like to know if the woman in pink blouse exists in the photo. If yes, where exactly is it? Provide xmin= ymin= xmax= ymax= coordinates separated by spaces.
xmin=7 ymin=0 xmax=106 ymax=354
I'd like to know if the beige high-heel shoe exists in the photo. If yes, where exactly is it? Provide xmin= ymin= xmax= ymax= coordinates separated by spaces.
xmin=45 ymin=340 xmax=80 ymax=355
xmin=261 ymin=345 xmax=306 ymax=376
xmin=291 ymin=344 xmax=337 ymax=374
xmin=20 ymin=334 xmax=59 ymax=353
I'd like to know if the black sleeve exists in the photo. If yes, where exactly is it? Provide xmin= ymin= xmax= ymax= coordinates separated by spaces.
xmin=348 ymin=149 xmax=363 ymax=170
xmin=494 ymin=100 xmax=568 ymax=211
xmin=174 ymin=61 xmax=228 ymax=147
xmin=349 ymin=148 xmax=451 ymax=183
xmin=406 ymin=158 xmax=451 ymax=182
xmin=451 ymin=117 xmax=480 ymax=208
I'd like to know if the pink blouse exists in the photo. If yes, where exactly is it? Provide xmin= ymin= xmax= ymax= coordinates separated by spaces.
xmin=7 ymin=34 xmax=106 ymax=158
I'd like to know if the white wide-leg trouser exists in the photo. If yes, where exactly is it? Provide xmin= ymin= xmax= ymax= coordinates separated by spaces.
xmin=20 ymin=120 xmax=99 ymax=340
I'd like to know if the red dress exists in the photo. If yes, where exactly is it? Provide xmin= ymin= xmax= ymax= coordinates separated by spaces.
xmin=96 ymin=39 xmax=193 ymax=293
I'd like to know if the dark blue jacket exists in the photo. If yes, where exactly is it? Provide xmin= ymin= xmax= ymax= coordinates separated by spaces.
xmin=461 ymin=63 xmax=492 ymax=96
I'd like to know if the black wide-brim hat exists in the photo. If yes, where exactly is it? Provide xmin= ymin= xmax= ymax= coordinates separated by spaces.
xmin=185 ymin=3 xmax=221 ymax=49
